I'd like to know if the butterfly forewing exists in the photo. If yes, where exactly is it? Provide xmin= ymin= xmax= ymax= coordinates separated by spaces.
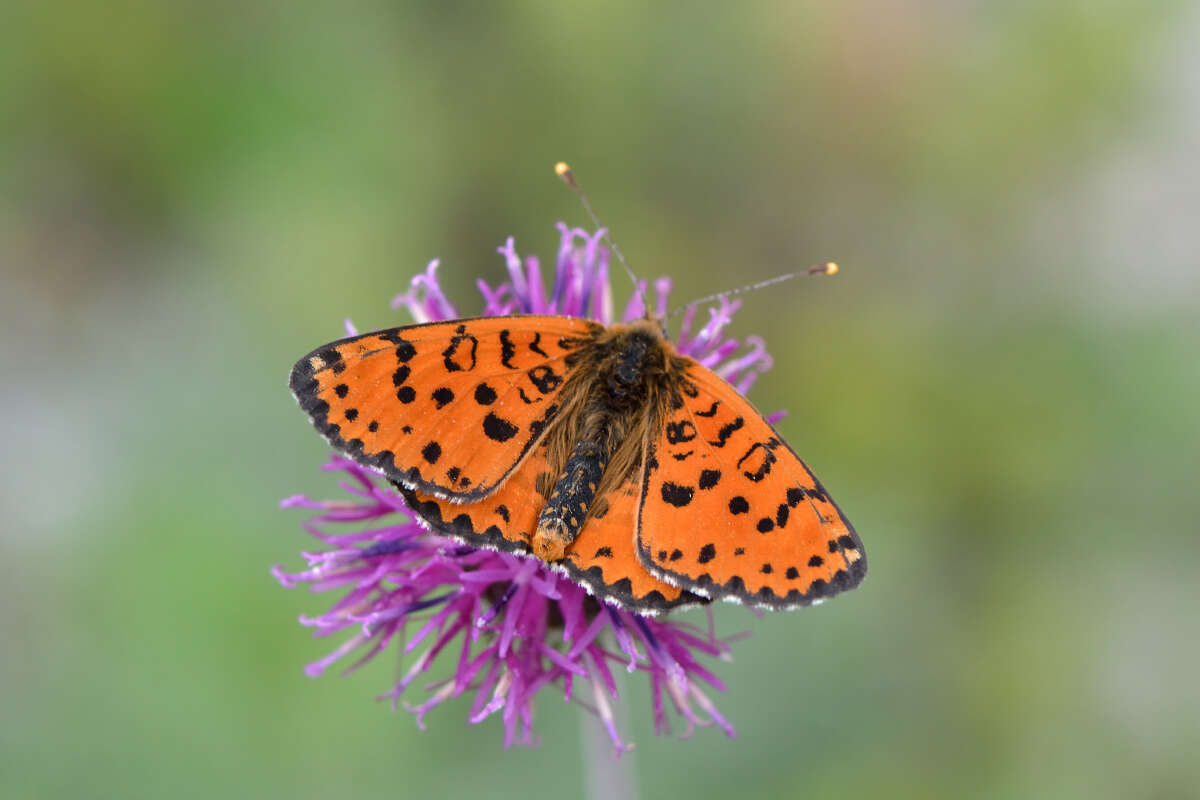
xmin=636 ymin=365 xmax=865 ymax=608
xmin=290 ymin=316 xmax=600 ymax=500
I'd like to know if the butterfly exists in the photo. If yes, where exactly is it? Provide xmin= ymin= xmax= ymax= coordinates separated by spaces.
xmin=290 ymin=310 xmax=865 ymax=615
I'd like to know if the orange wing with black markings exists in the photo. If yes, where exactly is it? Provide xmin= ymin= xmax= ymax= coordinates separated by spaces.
xmin=290 ymin=316 xmax=601 ymax=500
xmin=400 ymin=439 xmax=702 ymax=614
xmin=396 ymin=436 xmax=563 ymax=557
xmin=559 ymin=475 xmax=703 ymax=612
xmin=636 ymin=364 xmax=865 ymax=608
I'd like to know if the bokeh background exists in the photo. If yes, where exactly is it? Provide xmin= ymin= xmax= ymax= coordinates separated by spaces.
xmin=3 ymin=2 xmax=1199 ymax=798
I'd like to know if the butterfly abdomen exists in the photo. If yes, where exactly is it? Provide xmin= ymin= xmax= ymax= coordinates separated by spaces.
xmin=533 ymin=438 xmax=608 ymax=561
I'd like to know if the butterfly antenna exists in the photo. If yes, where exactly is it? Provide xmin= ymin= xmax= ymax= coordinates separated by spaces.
xmin=666 ymin=263 xmax=839 ymax=318
xmin=555 ymin=162 xmax=650 ymax=315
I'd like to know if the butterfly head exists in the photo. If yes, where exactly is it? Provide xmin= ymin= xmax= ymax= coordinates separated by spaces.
xmin=589 ymin=319 xmax=675 ymax=409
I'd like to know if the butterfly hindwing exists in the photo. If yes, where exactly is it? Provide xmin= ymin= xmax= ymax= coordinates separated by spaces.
xmin=290 ymin=315 xmax=601 ymax=500
xmin=637 ymin=365 xmax=865 ymax=608
xmin=400 ymin=440 xmax=701 ymax=613
xmin=560 ymin=476 xmax=704 ymax=613
xmin=397 ymin=444 xmax=546 ymax=556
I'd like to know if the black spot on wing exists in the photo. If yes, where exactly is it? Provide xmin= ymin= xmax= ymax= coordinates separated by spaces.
xmin=376 ymin=332 xmax=416 ymax=362
xmin=432 ymin=387 xmax=454 ymax=408
xmin=661 ymin=482 xmax=695 ymax=507
xmin=482 ymin=413 xmax=519 ymax=443
xmin=475 ymin=382 xmax=497 ymax=405
xmin=442 ymin=326 xmax=478 ymax=372
xmin=698 ymin=469 xmax=721 ymax=490
xmin=527 ymin=365 xmax=562 ymax=394
xmin=529 ymin=332 xmax=548 ymax=357
xmin=737 ymin=440 xmax=778 ymax=482
xmin=394 ymin=341 xmax=416 ymax=362
xmin=729 ymin=496 xmax=749 ymax=515
xmin=499 ymin=329 xmax=517 ymax=368
xmin=317 ymin=347 xmax=342 ymax=368
xmin=397 ymin=386 xmax=416 ymax=404
xmin=698 ymin=543 xmax=716 ymax=564
xmin=666 ymin=420 xmax=697 ymax=444
xmin=710 ymin=416 xmax=744 ymax=448
xmin=421 ymin=441 xmax=441 ymax=464
xmin=694 ymin=400 xmax=720 ymax=417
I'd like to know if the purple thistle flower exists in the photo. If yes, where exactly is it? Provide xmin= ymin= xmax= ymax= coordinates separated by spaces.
xmin=276 ymin=224 xmax=778 ymax=751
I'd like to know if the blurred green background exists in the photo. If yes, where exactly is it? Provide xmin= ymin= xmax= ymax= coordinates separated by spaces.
xmin=3 ymin=2 xmax=1199 ymax=798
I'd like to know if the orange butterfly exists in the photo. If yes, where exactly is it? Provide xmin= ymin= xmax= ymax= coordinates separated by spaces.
xmin=290 ymin=311 xmax=865 ymax=614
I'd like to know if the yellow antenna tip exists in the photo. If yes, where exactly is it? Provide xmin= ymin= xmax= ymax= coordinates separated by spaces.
xmin=824 ymin=262 xmax=839 ymax=275
xmin=554 ymin=161 xmax=578 ymax=189
xmin=806 ymin=261 xmax=838 ymax=276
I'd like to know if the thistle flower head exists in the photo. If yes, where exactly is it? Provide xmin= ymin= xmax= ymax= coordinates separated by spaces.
xmin=277 ymin=224 xmax=778 ymax=750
